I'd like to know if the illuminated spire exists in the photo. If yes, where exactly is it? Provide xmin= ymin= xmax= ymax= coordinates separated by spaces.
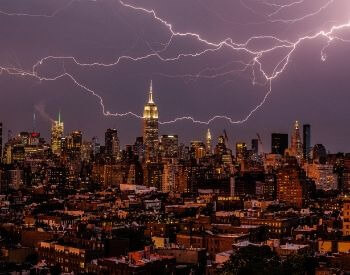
xmin=206 ymin=128 xmax=212 ymax=154
xmin=206 ymin=128 xmax=212 ymax=140
xmin=294 ymin=120 xmax=299 ymax=130
xmin=148 ymin=80 xmax=154 ymax=104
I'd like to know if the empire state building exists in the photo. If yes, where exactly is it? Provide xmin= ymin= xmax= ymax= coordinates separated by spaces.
xmin=143 ymin=81 xmax=159 ymax=162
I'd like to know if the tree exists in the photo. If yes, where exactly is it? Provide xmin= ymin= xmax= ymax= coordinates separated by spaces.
xmin=219 ymin=245 xmax=316 ymax=275
xmin=219 ymin=245 xmax=280 ymax=275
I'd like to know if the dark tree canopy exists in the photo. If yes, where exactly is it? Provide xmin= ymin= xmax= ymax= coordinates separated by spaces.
xmin=219 ymin=245 xmax=316 ymax=275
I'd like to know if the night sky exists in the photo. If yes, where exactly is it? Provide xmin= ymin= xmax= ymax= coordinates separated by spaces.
xmin=0 ymin=0 xmax=350 ymax=152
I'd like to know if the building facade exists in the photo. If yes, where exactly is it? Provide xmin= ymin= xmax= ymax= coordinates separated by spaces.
xmin=143 ymin=81 xmax=159 ymax=163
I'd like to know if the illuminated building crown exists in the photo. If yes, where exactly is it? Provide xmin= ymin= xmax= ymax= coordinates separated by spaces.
xmin=143 ymin=80 xmax=158 ymax=119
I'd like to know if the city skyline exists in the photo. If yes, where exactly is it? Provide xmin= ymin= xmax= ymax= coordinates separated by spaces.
xmin=0 ymin=0 xmax=350 ymax=152
xmin=0 ymin=82 xmax=345 ymax=155
xmin=3 ymin=1 xmax=350 ymax=273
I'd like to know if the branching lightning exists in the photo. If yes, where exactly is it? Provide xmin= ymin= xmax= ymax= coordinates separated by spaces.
xmin=0 ymin=0 xmax=349 ymax=125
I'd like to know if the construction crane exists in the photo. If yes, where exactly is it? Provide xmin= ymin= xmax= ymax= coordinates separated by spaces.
xmin=256 ymin=133 xmax=264 ymax=153
xmin=223 ymin=129 xmax=229 ymax=145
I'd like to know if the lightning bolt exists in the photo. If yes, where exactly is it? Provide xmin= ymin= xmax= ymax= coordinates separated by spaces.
xmin=0 ymin=0 xmax=349 ymax=125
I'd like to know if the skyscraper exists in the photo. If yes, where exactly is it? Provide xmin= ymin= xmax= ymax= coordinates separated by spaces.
xmin=276 ymin=158 xmax=313 ymax=208
xmin=290 ymin=120 xmax=303 ymax=162
xmin=105 ymin=128 xmax=120 ymax=159
xmin=65 ymin=131 xmax=83 ymax=153
xmin=271 ymin=133 xmax=288 ymax=155
xmin=206 ymin=129 xmax=212 ymax=154
xmin=303 ymin=124 xmax=311 ymax=161
xmin=159 ymin=135 xmax=178 ymax=158
xmin=143 ymin=81 xmax=159 ymax=162
xmin=251 ymin=139 xmax=259 ymax=155
xmin=190 ymin=141 xmax=206 ymax=160
xmin=51 ymin=113 xmax=64 ymax=156
xmin=236 ymin=142 xmax=247 ymax=162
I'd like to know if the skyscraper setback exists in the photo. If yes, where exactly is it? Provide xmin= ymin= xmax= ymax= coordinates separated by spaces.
xmin=51 ymin=113 xmax=64 ymax=156
xmin=143 ymin=81 xmax=159 ymax=162
xmin=206 ymin=129 xmax=212 ymax=154
xmin=289 ymin=121 xmax=303 ymax=162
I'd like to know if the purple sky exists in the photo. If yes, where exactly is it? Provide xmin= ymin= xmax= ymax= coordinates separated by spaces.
xmin=0 ymin=0 xmax=350 ymax=152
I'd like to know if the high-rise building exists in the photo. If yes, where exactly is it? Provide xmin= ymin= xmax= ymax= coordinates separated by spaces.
xmin=105 ymin=128 xmax=120 ymax=159
xmin=190 ymin=141 xmax=206 ymax=160
xmin=236 ymin=142 xmax=247 ymax=162
xmin=206 ymin=129 xmax=212 ymax=154
xmin=288 ymin=121 xmax=303 ymax=162
xmin=312 ymin=144 xmax=327 ymax=164
xmin=51 ymin=113 xmax=64 ymax=156
xmin=276 ymin=157 xmax=314 ymax=208
xmin=143 ymin=81 xmax=159 ymax=163
xmin=64 ymin=131 xmax=83 ymax=153
xmin=303 ymin=124 xmax=311 ymax=161
xmin=161 ymin=162 xmax=177 ymax=192
xmin=159 ymin=135 xmax=178 ymax=158
xmin=271 ymin=133 xmax=288 ymax=155
xmin=92 ymin=137 xmax=100 ymax=156
xmin=133 ymin=137 xmax=144 ymax=161
xmin=251 ymin=139 xmax=259 ymax=155
xmin=215 ymin=135 xmax=227 ymax=156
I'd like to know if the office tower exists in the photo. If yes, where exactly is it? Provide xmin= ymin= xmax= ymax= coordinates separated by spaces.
xmin=276 ymin=158 xmax=314 ymax=208
xmin=105 ymin=128 xmax=120 ymax=159
xmin=303 ymin=124 xmax=311 ymax=161
xmin=133 ymin=137 xmax=144 ymax=161
xmin=290 ymin=120 xmax=303 ymax=162
xmin=312 ymin=144 xmax=327 ymax=164
xmin=0 ymin=122 xmax=2 ymax=161
xmin=65 ymin=131 xmax=83 ymax=153
xmin=29 ymin=132 xmax=40 ymax=146
xmin=214 ymin=135 xmax=233 ymax=165
xmin=206 ymin=129 xmax=212 ymax=154
xmin=143 ymin=163 xmax=163 ymax=189
xmin=159 ymin=135 xmax=178 ymax=158
xmin=72 ymin=131 xmax=82 ymax=150
xmin=143 ymin=81 xmax=159 ymax=162
xmin=271 ymin=133 xmax=288 ymax=155
xmin=92 ymin=137 xmax=100 ymax=156
xmin=81 ymin=141 xmax=93 ymax=162
xmin=190 ymin=141 xmax=206 ymax=160
xmin=215 ymin=135 xmax=227 ymax=156
xmin=236 ymin=142 xmax=247 ymax=162
xmin=51 ymin=112 xmax=64 ymax=156
xmin=251 ymin=139 xmax=259 ymax=155
xmin=162 ymin=162 xmax=177 ymax=192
